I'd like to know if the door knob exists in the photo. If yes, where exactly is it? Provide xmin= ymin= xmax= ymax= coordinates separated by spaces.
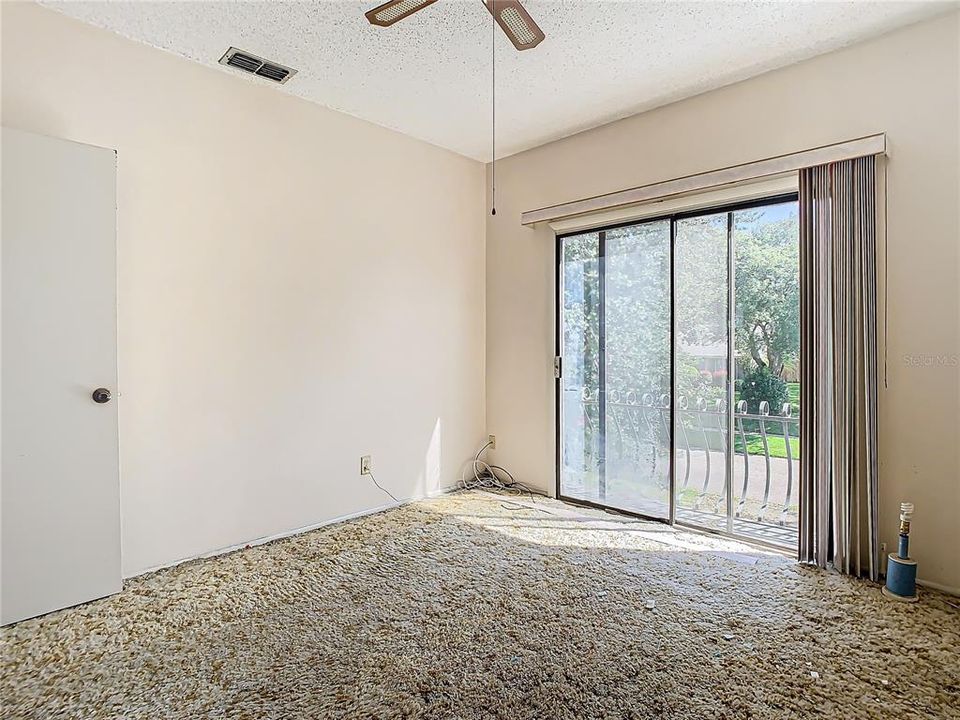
xmin=92 ymin=388 xmax=112 ymax=404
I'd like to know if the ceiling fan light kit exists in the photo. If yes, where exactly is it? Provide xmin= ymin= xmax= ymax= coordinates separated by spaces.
xmin=365 ymin=0 xmax=545 ymax=50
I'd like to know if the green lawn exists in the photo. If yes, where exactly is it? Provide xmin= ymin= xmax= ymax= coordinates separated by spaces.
xmin=735 ymin=434 xmax=800 ymax=460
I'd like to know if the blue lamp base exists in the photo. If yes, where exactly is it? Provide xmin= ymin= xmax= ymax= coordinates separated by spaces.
xmin=882 ymin=552 xmax=918 ymax=603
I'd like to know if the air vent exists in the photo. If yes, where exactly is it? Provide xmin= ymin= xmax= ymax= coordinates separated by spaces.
xmin=218 ymin=47 xmax=297 ymax=85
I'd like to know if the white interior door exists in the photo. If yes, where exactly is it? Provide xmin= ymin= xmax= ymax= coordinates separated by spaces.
xmin=1 ymin=127 xmax=121 ymax=625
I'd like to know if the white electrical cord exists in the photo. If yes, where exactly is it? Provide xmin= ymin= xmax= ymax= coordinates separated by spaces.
xmin=367 ymin=471 xmax=399 ymax=504
xmin=459 ymin=440 xmax=535 ymax=500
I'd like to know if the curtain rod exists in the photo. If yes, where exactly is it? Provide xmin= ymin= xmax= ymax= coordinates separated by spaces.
xmin=520 ymin=133 xmax=886 ymax=226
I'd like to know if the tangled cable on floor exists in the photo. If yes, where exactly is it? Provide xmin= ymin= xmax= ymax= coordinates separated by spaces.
xmin=459 ymin=439 xmax=535 ymax=501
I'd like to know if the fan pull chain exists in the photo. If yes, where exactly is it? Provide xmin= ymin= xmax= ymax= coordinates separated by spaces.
xmin=491 ymin=2 xmax=496 ymax=216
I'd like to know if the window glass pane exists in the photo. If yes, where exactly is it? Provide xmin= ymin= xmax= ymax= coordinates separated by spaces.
xmin=674 ymin=212 xmax=730 ymax=527
xmin=733 ymin=201 xmax=800 ymax=536
xmin=559 ymin=232 xmax=600 ymax=503
xmin=603 ymin=221 xmax=671 ymax=518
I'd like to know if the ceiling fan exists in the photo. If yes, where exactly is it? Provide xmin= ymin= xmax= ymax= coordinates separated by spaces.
xmin=365 ymin=0 xmax=545 ymax=51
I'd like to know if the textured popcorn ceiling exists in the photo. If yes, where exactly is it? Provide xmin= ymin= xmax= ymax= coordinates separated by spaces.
xmin=43 ymin=1 xmax=949 ymax=161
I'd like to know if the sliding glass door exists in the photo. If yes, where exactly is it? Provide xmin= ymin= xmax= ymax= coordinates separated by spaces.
xmin=557 ymin=196 xmax=800 ymax=546
xmin=557 ymin=220 xmax=671 ymax=519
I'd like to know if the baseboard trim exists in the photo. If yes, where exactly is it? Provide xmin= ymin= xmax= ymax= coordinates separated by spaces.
xmin=916 ymin=578 xmax=960 ymax=597
xmin=126 ymin=484 xmax=460 ymax=581
xmin=126 ymin=487 xmax=959 ymax=599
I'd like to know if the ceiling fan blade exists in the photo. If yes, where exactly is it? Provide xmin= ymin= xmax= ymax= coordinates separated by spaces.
xmin=484 ymin=0 xmax=545 ymax=51
xmin=365 ymin=0 xmax=440 ymax=27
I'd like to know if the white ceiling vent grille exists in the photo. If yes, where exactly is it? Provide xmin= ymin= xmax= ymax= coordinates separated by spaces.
xmin=218 ymin=47 xmax=297 ymax=84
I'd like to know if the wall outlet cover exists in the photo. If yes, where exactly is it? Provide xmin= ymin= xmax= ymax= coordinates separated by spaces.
xmin=360 ymin=455 xmax=372 ymax=475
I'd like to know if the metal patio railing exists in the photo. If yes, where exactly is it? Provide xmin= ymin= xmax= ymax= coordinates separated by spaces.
xmin=562 ymin=389 xmax=800 ymax=545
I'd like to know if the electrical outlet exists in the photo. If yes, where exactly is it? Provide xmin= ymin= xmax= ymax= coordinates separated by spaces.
xmin=488 ymin=434 xmax=496 ymax=450
xmin=881 ymin=542 xmax=887 ymax=555
xmin=360 ymin=455 xmax=372 ymax=476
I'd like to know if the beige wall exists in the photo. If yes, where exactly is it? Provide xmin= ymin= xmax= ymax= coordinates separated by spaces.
xmin=2 ymin=3 xmax=486 ymax=577
xmin=486 ymin=13 xmax=960 ymax=592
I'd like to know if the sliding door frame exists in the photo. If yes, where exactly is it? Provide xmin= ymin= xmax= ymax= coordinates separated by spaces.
xmin=555 ymin=193 xmax=798 ymax=531
xmin=597 ymin=231 xmax=607 ymax=501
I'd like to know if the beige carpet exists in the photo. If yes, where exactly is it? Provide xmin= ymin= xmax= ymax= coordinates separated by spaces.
xmin=2 ymin=491 xmax=958 ymax=719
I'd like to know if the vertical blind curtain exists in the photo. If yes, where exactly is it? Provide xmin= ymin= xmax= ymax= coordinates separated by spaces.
xmin=798 ymin=155 xmax=880 ymax=581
